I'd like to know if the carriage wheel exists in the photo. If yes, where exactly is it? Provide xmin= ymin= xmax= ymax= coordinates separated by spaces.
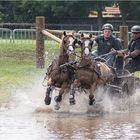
xmin=122 ymin=83 xmax=129 ymax=97
xmin=122 ymin=82 xmax=134 ymax=96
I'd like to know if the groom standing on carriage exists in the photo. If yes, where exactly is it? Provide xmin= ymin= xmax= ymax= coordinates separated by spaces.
xmin=91 ymin=23 xmax=123 ymax=73
xmin=117 ymin=25 xmax=140 ymax=73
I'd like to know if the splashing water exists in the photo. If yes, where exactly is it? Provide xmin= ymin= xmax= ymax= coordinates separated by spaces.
xmin=1 ymin=75 xmax=140 ymax=140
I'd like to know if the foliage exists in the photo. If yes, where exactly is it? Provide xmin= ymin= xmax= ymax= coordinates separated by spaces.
xmin=118 ymin=1 xmax=140 ymax=24
xmin=0 ymin=1 xmax=140 ymax=23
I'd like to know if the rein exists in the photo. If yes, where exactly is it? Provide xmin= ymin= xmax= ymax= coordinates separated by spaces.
xmin=42 ymin=73 xmax=48 ymax=87
xmin=74 ymin=51 xmax=82 ymax=58
xmin=91 ymin=65 xmax=106 ymax=83
xmin=59 ymin=53 xmax=68 ymax=57
xmin=78 ymin=57 xmax=106 ymax=83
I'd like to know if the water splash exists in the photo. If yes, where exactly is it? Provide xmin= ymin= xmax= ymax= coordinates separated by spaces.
xmin=1 ymin=73 xmax=140 ymax=115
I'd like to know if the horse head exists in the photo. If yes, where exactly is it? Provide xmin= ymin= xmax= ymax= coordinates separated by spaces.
xmin=78 ymin=33 xmax=94 ymax=58
xmin=61 ymin=31 xmax=77 ymax=55
xmin=58 ymin=31 xmax=78 ymax=65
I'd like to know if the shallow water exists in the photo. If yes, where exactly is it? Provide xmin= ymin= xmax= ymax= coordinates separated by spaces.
xmin=1 ymin=81 xmax=140 ymax=140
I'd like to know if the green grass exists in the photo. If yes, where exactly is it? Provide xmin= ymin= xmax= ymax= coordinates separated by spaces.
xmin=134 ymin=71 xmax=140 ymax=77
xmin=0 ymin=40 xmax=59 ymax=103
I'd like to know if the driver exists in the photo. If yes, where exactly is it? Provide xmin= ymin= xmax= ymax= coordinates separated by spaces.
xmin=92 ymin=23 xmax=123 ymax=71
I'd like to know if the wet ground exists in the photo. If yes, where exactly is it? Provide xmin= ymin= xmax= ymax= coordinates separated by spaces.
xmin=1 ymin=81 xmax=140 ymax=140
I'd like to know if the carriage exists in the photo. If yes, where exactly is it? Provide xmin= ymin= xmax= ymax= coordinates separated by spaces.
xmin=43 ymin=32 xmax=140 ymax=110
xmin=105 ymin=69 xmax=137 ymax=97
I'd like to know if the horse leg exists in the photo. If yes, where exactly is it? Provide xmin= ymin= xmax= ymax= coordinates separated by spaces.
xmin=69 ymin=79 xmax=82 ymax=105
xmin=44 ymin=86 xmax=52 ymax=105
xmin=54 ymin=83 xmax=68 ymax=110
xmin=89 ymin=83 xmax=97 ymax=105
xmin=89 ymin=93 xmax=95 ymax=105
xmin=69 ymin=84 xmax=75 ymax=105
xmin=54 ymin=82 xmax=68 ymax=103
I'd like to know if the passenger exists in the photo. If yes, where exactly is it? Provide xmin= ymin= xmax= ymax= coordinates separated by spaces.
xmin=92 ymin=23 xmax=123 ymax=71
xmin=117 ymin=25 xmax=140 ymax=73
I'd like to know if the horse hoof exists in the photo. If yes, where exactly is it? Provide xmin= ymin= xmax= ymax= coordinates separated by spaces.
xmin=89 ymin=100 xmax=93 ymax=105
xmin=89 ymin=99 xmax=95 ymax=106
xmin=54 ymin=104 xmax=60 ymax=110
xmin=44 ymin=96 xmax=51 ymax=105
xmin=54 ymin=96 xmax=62 ymax=102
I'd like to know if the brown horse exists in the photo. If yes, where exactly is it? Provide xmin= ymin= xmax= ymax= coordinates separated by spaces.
xmin=44 ymin=31 xmax=77 ymax=109
xmin=70 ymin=34 xmax=114 ymax=105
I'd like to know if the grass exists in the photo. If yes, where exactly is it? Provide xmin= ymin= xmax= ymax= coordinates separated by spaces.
xmin=134 ymin=71 xmax=140 ymax=77
xmin=0 ymin=40 xmax=59 ymax=103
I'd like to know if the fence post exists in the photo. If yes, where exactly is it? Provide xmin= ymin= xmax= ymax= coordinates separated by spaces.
xmin=119 ymin=26 xmax=128 ymax=49
xmin=36 ymin=16 xmax=45 ymax=68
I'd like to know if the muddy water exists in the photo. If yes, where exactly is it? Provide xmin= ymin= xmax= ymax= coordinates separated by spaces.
xmin=1 ymin=82 xmax=140 ymax=140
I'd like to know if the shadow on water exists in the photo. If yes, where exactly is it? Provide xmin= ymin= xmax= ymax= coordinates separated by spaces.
xmin=1 ymin=77 xmax=140 ymax=140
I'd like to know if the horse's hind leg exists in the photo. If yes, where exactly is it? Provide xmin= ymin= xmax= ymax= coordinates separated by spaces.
xmin=44 ymin=86 xmax=52 ymax=105
xmin=89 ymin=83 xmax=97 ymax=105
xmin=69 ymin=84 xmax=75 ymax=105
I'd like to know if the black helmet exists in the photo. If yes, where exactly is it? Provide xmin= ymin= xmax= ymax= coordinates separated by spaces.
xmin=102 ymin=23 xmax=113 ymax=31
xmin=131 ymin=25 xmax=140 ymax=33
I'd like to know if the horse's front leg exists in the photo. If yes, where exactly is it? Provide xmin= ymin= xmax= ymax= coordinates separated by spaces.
xmin=44 ymin=86 xmax=53 ymax=105
xmin=54 ymin=82 xmax=68 ymax=103
xmin=54 ymin=82 xmax=68 ymax=110
xmin=89 ymin=83 xmax=97 ymax=105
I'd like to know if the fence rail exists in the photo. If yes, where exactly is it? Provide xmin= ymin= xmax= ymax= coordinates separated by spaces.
xmin=0 ymin=27 xmax=132 ymax=44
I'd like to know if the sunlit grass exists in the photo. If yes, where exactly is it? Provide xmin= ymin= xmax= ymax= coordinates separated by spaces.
xmin=134 ymin=71 xmax=140 ymax=77
xmin=0 ymin=40 xmax=59 ymax=102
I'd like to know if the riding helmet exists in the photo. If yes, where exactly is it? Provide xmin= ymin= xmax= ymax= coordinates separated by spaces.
xmin=131 ymin=25 xmax=140 ymax=33
xmin=102 ymin=23 xmax=113 ymax=31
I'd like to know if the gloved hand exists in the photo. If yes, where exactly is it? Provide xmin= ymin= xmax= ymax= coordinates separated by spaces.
xmin=110 ymin=48 xmax=117 ymax=54
xmin=116 ymin=50 xmax=125 ymax=57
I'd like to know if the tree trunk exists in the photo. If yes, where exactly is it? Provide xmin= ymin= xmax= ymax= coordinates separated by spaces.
xmin=97 ymin=7 xmax=103 ymax=30
xmin=121 ymin=13 xmax=127 ymax=25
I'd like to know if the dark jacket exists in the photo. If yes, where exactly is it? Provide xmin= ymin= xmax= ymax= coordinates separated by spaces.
xmin=95 ymin=35 xmax=122 ymax=56
xmin=125 ymin=37 xmax=140 ymax=72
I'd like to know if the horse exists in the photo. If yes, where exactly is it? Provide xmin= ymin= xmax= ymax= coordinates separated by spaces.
xmin=70 ymin=33 xmax=114 ymax=105
xmin=44 ymin=31 xmax=77 ymax=109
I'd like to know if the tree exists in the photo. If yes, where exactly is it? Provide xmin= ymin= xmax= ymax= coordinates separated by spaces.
xmin=0 ymin=0 xmax=140 ymax=25
xmin=118 ymin=1 xmax=140 ymax=25
xmin=118 ymin=1 xmax=131 ymax=25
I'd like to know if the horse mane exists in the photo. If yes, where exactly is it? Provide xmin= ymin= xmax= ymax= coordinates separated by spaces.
xmin=58 ymin=40 xmax=69 ymax=65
